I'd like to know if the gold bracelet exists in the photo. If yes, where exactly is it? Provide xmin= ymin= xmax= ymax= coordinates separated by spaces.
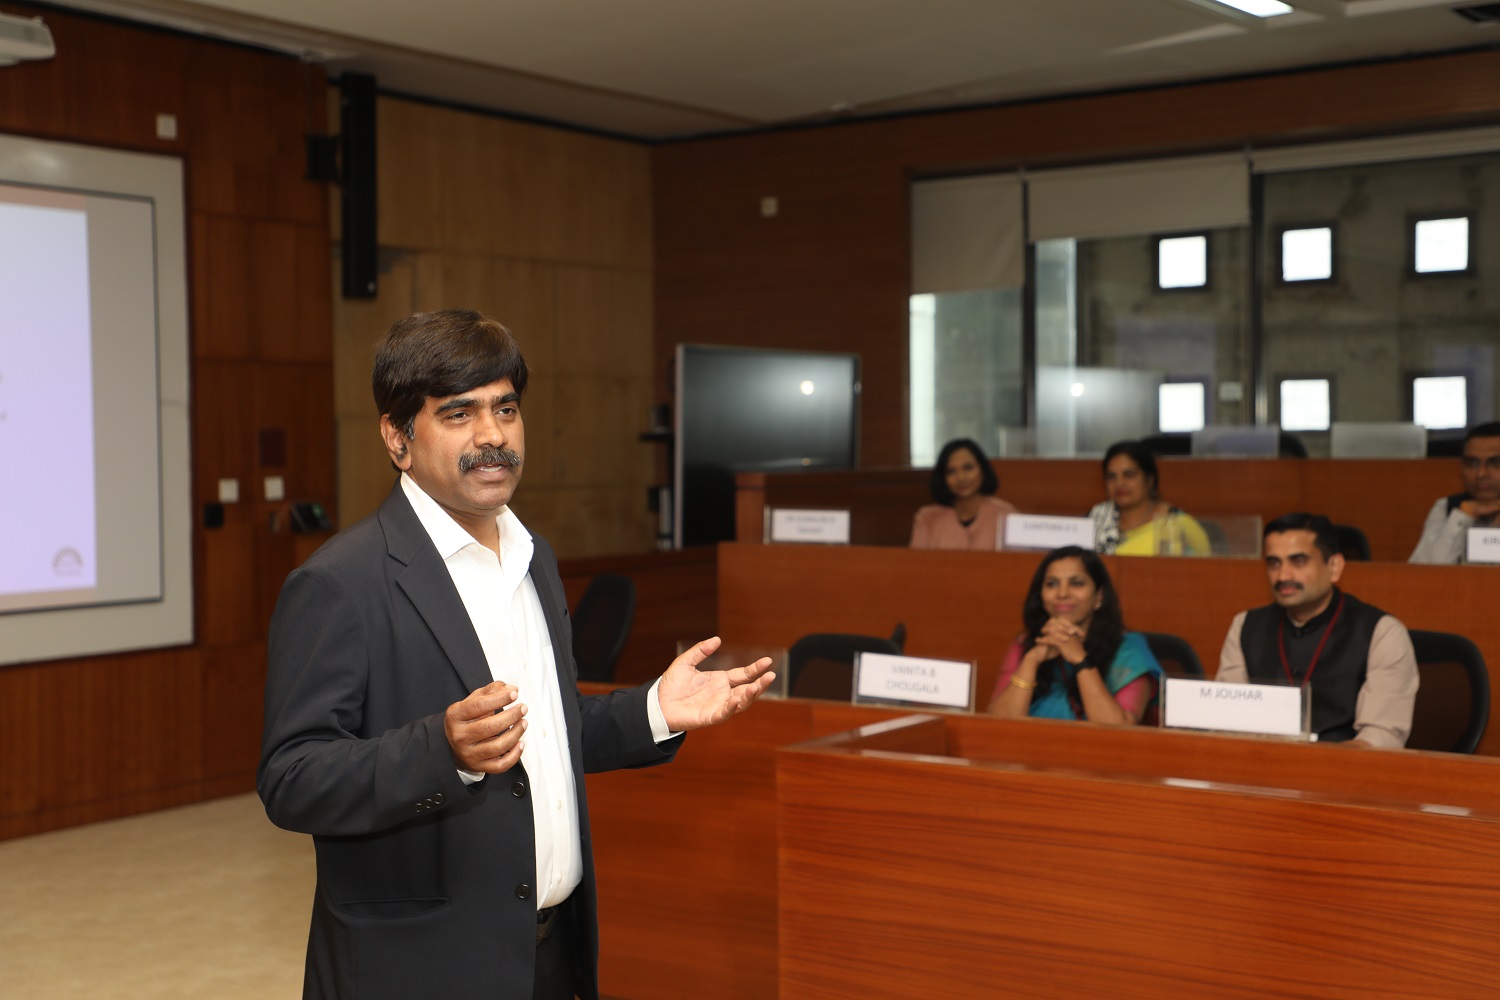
xmin=1009 ymin=675 xmax=1038 ymax=690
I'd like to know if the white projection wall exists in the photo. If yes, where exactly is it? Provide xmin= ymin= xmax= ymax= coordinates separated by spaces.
xmin=0 ymin=135 xmax=190 ymax=665
xmin=0 ymin=191 xmax=98 ymax=606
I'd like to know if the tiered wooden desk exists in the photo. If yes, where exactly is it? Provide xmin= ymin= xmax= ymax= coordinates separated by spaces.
xmin=779 ymin=713 xmax=1500 ymax=999
xmin=736 ymin=458 xmax=1457 ymax=561
xmin=715 ymin=543 xmax=1500 ymax=755
xmin=585 ymin=694 xmax=1500 ymax=999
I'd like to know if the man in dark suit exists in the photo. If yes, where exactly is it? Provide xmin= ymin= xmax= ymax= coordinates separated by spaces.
xmin=258 ymin=309 xmax=774 ymax=1000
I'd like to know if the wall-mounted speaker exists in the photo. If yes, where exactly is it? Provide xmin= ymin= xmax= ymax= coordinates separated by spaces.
xmin=339 ymin=72 xmax=377 ymax=299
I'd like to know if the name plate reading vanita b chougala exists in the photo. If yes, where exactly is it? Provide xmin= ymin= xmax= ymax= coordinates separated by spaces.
xmin=767 ymin=508 xmax=851 ymax=545
xmin=1162 ymin=678 xmax=1309 ymax=739
xmin=855 ymin=652 xmax=975 ymax=711
xmin=1002 ymin=513 xmax=1095 ymax=551
xmin=1468 ymin=527 xmax=1500 ymax=564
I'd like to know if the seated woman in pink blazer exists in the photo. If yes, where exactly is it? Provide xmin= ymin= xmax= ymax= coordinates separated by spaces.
xmin=909 ymin=438 xmax=1018 ymax=551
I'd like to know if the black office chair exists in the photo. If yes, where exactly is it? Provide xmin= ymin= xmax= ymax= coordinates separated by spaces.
xmin=1278 ymin=432 xmax=1308 ymax=458
xmin=571 ymin=573 xmax=636 ymax=682
xmin=1139 ymin=632 xmax=1205 ymax=680
xmin=1330 ymin=523 xmax=1372 ymax=562
xmin=1427 ymin=436 xmax=1464 ymax=458
xmin=1407 ymin=630 xmax=1489 ymax=754
xmin=1139 ymin=433 xmax=1192 ymax=457
xmin=786 ymin=625 xmax=907 ymax=701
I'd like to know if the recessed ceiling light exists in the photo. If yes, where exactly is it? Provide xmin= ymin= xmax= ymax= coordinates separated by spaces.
xmin=1213 ymin=0 xmax=1294 ymax=16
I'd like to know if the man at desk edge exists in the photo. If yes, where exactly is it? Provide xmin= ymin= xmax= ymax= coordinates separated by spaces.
xmin=1217 ymin=512 xmax=1418 ymax=748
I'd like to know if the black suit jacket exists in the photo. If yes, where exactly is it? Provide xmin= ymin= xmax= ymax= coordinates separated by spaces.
xmin=258 ymin=485 xmax=678 ymax=1000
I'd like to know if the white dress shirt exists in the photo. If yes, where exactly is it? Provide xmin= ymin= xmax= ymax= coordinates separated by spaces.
xmin=399 ymin=474 xmax=674 ymax=909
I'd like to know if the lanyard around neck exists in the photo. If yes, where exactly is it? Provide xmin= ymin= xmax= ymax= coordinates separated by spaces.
xmin=1277 ymin=592 xmax=1344 ymax=687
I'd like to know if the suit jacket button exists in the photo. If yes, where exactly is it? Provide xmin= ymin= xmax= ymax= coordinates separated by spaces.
xmin=516 ymin=884 xmax=532 ymax=900
xmin=433 ymin=793 xmax=444 ymax=805
xmin=511 ymin=781 xmax=526 ymax=798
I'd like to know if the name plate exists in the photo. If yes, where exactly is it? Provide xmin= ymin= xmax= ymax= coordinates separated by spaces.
xmin=855 ymin=652 xmax=974 ymax=711
xmin=1003 ymin=513 xmax=1095 ymax=551
xmin=768 ymin=508 xmax=850 ymax=544
xmin=1467 ymin=527 xmax=1500 ymax=564
xmin=1162 ymin=678 xmax=1308 ymax=738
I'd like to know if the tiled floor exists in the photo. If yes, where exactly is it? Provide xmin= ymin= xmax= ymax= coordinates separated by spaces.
xmin=0 ymin=794 xmax=313 ymax=1000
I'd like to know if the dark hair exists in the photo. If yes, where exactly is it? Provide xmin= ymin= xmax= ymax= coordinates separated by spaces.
xmin=372 ymin=309 xmax=529 ymax=437
xmin=1102 ymin=440 xmax=1159 ymax=499
xmin=1264 ymin=512 xmax=1340 ymax=560
xmin=1020 ymin=546 xmax=1127 ymax=705
xmin=929 ymin=438 xmax=1000 ymax=505
xmin=1465 ymin=422 xmax=1500 ymax=444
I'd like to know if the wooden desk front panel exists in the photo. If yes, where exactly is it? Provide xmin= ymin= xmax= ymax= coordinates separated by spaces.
xmin=583 ymin=695 xmax=902 ymax=1000
xmin=778 ymin=746 xmax=1500 ymax=1000
xmin=738 ymin=458 xmax=1456 ymax=561
xmin=718 ymin=543 xmax=1500 ymax=754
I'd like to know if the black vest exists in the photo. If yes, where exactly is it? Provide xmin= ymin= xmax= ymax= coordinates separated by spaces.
xmin=1238 ymin=590 xmax=1386 ymax=743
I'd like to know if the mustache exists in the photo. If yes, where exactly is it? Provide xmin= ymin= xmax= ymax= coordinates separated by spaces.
xmin=458 ymin=446 xmax=522 ymax=474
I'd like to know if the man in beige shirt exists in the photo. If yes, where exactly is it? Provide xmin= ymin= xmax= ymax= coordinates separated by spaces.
xmin=1217 ymin=513 xmax=1418 ymax=748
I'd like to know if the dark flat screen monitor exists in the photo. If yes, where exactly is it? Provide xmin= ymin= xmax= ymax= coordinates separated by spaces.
xmin=674 ymin=344 xmax=861 ymax=547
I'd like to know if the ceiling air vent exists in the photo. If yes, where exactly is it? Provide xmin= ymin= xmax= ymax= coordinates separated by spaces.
xmin=1454 ymin=3 xmax=1500 ymax=24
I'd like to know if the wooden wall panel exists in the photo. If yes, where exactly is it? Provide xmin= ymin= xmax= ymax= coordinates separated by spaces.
xmin=0 ymin=5 xmax=332 ymax=840
xmin=336 ymin=97 xmax=658 ymax=556
xmin=654 ymin=49 xmax=1500 ymax=467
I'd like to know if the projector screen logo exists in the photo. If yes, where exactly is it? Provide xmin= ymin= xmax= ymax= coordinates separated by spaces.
xmin=52 ymin=547 xmax=84 ymax=577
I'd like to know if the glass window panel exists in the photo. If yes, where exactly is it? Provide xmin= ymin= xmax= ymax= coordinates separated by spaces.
xmin=1414 ymin=217 xmax=1469 ymax=273
xmin=1159 ymin=383 xmax=1206 ymax=432
xmin=1260 ymin=153 xmax=1498 ymax=455
xmin=908 ymin=288 xmax=1023 ymax=467
xmin=1280 ymin=379 xmax=1331 ymax=432
xmin=1158 ymin=235 xmax=1207 ymax=289
xmin=1281 ymin=227 xmax=1332 ymax=281
xmin=1033 ymin=229 xmax=1247 ymax=456
xmin=1413 ymin=375 xmax=1467 ymax=430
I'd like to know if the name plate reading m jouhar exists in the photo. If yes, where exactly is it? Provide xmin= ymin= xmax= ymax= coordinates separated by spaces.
xmin=855 ymin=652 xmax=975 ymax=711
xmin=767 ymin=508 xmax=851 ymax=545
xmin=1162 ymin=678 xmax=1310 ymax=739
xmin=1003 ymin=514 xmax=1094 ymax=551
xmin=1468 ymin=527 xmax=1500 ymax=564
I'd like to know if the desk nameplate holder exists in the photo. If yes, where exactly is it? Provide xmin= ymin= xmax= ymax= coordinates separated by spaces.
xmin=765 ymin=507 xmax=851 ymax=545
xmin=1162 ymin=678 xmax=1313 ymax=741
xmin=1468 ymin=527 xmax=1500 ymax=564
xmin=1003 ymin=513 xmax=1094 ymax=552
xmin=854 ymin=652 xmax=976 ymax=712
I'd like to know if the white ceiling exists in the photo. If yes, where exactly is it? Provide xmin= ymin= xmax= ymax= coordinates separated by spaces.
xmin=43 ymin=0 xmax=1500 ymax=139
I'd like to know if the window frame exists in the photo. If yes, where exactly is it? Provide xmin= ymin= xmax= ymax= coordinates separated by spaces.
xmin=1153 ymin=230 xmax=1213 ymax=293
xmin=1273 ymin=220 xmax=1339 ymax=287
xmin=1407 ymin=210 xmax=1476 ymax=279
xmin=1276 ymin=374 xmax=1336 ymax=433
xmin=1405 ymin=368 xmax=1474 ymax=431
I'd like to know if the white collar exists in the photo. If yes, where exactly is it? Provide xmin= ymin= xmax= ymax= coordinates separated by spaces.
xmin=399 ymin=472 xmax=532 ymax=565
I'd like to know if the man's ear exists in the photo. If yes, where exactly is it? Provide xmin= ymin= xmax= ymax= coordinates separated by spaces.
xmin=378 ymin=414 xmax=412 ymax=471
xmin=1327 ymin=552 xmax=1346 ymax=584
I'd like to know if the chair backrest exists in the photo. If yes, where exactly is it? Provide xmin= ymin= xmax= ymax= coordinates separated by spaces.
xmin=1278 ymin=432 xmax=1308 ymax=458
xmin=1407 ymin=629 xmax=1490 ymax=754
xmin=787 ymin=626 xmax=906 ymax=701
xmin=1138 ymin=631 xmax=1205 ymax=680
xmin=570 ymin=573 xmax=636 ymax=683
xmin=1330 ymin=523 xmax=1371 ymax=562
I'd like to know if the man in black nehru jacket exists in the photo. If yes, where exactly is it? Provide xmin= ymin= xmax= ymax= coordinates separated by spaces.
xmin=1217 ymin=513 xmax=1418 ymax=748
